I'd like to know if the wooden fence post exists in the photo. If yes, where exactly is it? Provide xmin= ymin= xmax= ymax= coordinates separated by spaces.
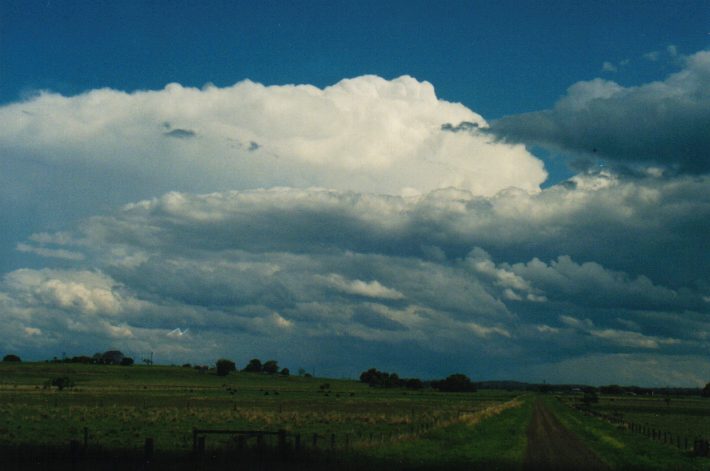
xmin=278 ymin=429 xmax=287 ymax=457
xmin=144 ymin=438 xmax=154 ymax=462
xmin=197 ymin=436 xmax=205 ymax=457
xmin=70 ymin=440 xmax=81 ymax=462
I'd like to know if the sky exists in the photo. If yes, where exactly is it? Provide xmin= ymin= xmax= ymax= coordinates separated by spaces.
xmin=1 ymin=1 xmax=710 ymax=386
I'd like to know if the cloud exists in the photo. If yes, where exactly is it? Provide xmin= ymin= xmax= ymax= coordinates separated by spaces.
xmin=164 ymin=128 xmax=197 ymax=139
xmin=0 ymin=75 xmax=545 ymax=207
xmin=489 ymin=50 xmax=710 ymax=173
xmin=321 ymin=274 xmax=405 ymax=300
xmin=1 ymin=71 xmax=708 ymax=384
xmin=602 ymin=61 xmax=617 ymax=73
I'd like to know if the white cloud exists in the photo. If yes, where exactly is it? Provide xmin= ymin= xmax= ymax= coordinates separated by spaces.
xmin=0 ymin=75 xmax=546 ymax=209
xmin=321 ymin=273 xmax=405 ymax=300
xmin=602 ymin=61 xmax=617 ymax=72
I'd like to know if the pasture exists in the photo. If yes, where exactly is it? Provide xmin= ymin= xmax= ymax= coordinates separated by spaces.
xmin=0 ymin=362 xmax=518 ymax=459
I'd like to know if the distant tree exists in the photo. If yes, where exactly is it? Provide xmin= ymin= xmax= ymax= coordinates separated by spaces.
xmin=244 ymin=358 xmax=263 ymax=373
xmin=101 ymin=350 xmax=124 ymax=365
xmin=2 ymin=354 xmax=21 ymax=362
xmin=49 ymin=376 xmax=75 ymax=391
xmin=182 ymin=363 xmax=192 ymax=368
xmin=433 ymin=374 xmax=477 ymax=393
xmin=263 ymin=360 xmax=279 ymax=374
xmin=600 ymin=384 xmax=624 ymax=395
xmin=120 ymin=357 xmax=134 ymax=366
xmin=702 ymin=383 xmax=710 ymax=398
xmin=298 ymin=368 xmax=306 ymax=376
xmin=216 ymin=359 xmax=237 ymax=376
xmin=280 ymin=368 xmax=290 ymax=376
xmin=70 ymin=355 xmax=92 ymax=364
xmin=405 ymin=378 xmax=424 ymax=390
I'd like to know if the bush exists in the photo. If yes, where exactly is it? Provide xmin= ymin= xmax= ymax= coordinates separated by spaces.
xmin=2 ymin=354 xmax=21 ymax=362
xmin=49 ymin=376 xmax=75 ymax=391
xmin=432 ymin=374 xmax=477 ymax=393
xmin=120 ymin=357 xmax=134 ymax=366
xmin=280 ymin=368 xmax=290 ymax=376
xmin=216 ymin=359 xmax=236 ymax=376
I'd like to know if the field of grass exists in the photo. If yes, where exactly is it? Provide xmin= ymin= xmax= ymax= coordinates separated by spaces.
xmin=547 ymin=395 xmax=710 ymax=470
xmin=0 ymin=362 xmax=519 ymax=455
xmin=563 ymin=394 xmax=710 ymax=440
xmin=357 ymin=396 xmax=531 ymax=470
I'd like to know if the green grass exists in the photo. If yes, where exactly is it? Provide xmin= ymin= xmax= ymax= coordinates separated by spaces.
xmin=0 ymin=362 xmax=518 ymax=455
xmin=565 ymin=394 xmax=710 ymax=440
xmin=353 ymin=395 xmax=532 ymax=470
xmin=545 ymin=396 xmax=710 ymax=470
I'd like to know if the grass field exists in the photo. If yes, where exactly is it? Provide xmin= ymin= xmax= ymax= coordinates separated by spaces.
xmin=548 ymin=395 xmax=710 ymax=470
xmin=564 ymin=394 xmax=710 ymax=440
xmin=0 ymin=362 xmax=519 ymax=455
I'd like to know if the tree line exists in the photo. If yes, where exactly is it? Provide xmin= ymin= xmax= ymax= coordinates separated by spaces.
xmin=359 ymin=368 xmax=477 ymax=393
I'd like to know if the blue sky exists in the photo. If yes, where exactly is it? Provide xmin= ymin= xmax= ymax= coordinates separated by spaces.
xmin=1 ymin=1 xmax=710 ymax=385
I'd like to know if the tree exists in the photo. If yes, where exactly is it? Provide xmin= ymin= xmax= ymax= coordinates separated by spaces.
xmin=2 ymin=354 xmax=21 ymax=362
xmin=280 ymin=368 xmax=290 ymax=376
xmin=263 ymin=360 xmax=279 ymax=374
xmin=433 ymin=374 xmax=477 ymax=393
xmin=120 ymin=357 xmax=134 ymax=366
xmin=702 ymin=383 xmax=710 ymax=398
xmin=216 ymin=359 xmax=237 ymax=376
xmin=244 ymin=358 xmax=263 ymax=373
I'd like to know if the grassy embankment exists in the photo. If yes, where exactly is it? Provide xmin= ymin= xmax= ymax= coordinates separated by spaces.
xmin=545 ymin=395 xmax=710 ymax=470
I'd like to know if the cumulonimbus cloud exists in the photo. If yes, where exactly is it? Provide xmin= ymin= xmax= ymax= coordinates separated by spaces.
xmin=0 ymin=75 xmax=546 ymax=201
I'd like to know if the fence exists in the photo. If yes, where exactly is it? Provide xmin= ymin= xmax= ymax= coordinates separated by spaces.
xmin=562 ymin=398 xmax=710 ymax=458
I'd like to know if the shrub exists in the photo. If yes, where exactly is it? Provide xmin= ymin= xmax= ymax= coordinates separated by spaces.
xmin=216 ymin=359 xmax=236 ymax=376
xmin=120 ymin=357 xmax=134 ymax=366
xmin=49 ymin=376 xmax=75 ymax=391
xmin=432 ymin=374 xmax=477 ymax=393
xmin=280 ymin=368 xmax=290 ymax=376
xmin=2 ymin=354 xmax=21 ymax=362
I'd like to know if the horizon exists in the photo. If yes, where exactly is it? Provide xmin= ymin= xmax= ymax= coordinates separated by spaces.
xmin=1 ymin=1 xmax=709 ymax=387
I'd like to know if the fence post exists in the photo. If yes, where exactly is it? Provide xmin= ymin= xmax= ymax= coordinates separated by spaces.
xmin=312 ymin=433 xmax=318 ymax=448
xmin=278 ymin=429 xmax=287 ymax=457
xmin=70 ymin=439 xmax=81 ymax=463
xmin=330 ymin=433 xmax=336 ymax=450
xmin=83 ymin=427 xmax=89 ymax=449
xmin=144 ymin=437 xmax=154 ymax=462
xmin=197 ymin=436 xmax=205 ymax=457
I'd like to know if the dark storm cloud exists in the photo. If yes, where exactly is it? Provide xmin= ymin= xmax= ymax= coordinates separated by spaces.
xmin=489 ymin=50 xmax=710 ymax=173
xmin=164 ymin=128 xmax=197 ymax=139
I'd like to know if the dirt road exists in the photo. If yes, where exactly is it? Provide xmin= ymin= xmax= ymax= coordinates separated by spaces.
xmin=523 ymin=399 xmax=609 ymax=471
